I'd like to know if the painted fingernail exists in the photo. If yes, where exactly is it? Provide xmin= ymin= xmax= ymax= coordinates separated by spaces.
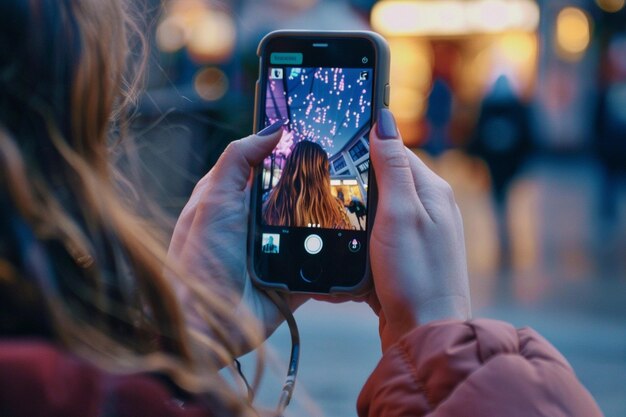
xmin=376 ymin=109 xmax=399 ymax=140
xmin=258 ymin=120 xmax=285 ymax=136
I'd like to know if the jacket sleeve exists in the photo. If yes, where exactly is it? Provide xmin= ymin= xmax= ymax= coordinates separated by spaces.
xmin=0 ymin=341 xmax=213 ymax=417
xmin=357 ymin=319 xmax=603 ymax=417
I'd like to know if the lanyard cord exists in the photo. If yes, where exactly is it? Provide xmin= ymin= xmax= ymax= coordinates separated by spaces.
xmin=233 ymin=289 xmax=300 ymax=417
xmin=265 ymin=290 xmax=300 ymax=416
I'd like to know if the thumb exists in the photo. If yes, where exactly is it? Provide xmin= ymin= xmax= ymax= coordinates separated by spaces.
xmin=371 ymin=110 xmax=419 ymax=204
xmin=211 ymin=120 xmax=285 ymax=192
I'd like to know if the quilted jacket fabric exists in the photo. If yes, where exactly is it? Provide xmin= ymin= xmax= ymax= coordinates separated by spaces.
xmin=358 ymin=319 xmax=603 ymax=417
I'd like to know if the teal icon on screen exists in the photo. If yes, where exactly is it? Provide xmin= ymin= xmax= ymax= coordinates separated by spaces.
xmin=270 ymin=52 xmax=303 ymax=65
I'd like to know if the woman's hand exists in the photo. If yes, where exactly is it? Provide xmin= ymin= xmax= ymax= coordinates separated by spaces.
xmin=168 ymin=121 xmax=307 ymax=347
xmin=369 ymin=109 xmax=471 ymax=351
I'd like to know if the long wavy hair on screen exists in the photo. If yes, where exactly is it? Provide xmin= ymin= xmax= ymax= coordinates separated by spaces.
xmin=0 ymin=1 xmax=262 ymax=414
xmin=263 ymin=140 xmax=351 ymax=229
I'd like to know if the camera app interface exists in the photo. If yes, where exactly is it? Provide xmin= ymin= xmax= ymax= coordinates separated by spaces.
xmin=261 ymin=66 xmax=373 ymax=232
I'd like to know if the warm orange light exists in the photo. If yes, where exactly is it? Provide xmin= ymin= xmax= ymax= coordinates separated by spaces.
xmin=555 ymin=7 xmax=591 ymax=60
xmin=596 ymin=0 xmax=625 ymax=13
xmin=371 ymin=0 xmax=539 ymax=37
xmin=194 ymin=67 xmax=229 ymax=101
xmin=187 ymin=10 xmax=236 ymax=63
xmin=156 ymin=0 xmax=236 ymax=63
xmin=388 ymin=39 xmax=433 ymax=91
xmin=387 ymin=38 xmax=433 ymax=120
xmin=499 ymin=32 xmax=537 ymax=66
xmin=460 ymin=47 xmax=493 ymax=100
xmin=156 ymin=16 xmax=187 ymax=53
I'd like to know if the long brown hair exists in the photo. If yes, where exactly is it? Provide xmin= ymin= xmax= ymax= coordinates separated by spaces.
xmin=263 ymin=140 xmax=351 ymax=229
xmin=0 ymin=0 xmax=260 ymax=413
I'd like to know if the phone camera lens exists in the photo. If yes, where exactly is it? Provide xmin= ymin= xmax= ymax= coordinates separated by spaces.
xmin=362 ymin=56 xmax=368 ymax=64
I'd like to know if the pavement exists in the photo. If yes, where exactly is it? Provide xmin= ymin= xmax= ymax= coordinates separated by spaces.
xmin=237 ymin=154 xmax=626 ymax=417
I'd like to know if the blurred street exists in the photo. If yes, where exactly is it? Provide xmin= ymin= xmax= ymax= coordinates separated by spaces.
xmin=239 ymin=154 xmax=626 ymax=417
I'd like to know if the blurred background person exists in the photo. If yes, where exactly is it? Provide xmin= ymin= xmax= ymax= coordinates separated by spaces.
xmin=423 ymin=78 xmax=454 ymax=156
xmin=467 ymin=75 xmax=533 ymax=270
xmin=347 ymin=196 xmax=367 ymax=231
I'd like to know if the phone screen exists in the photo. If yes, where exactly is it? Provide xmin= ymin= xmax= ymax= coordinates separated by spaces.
xmin=253 ymin=36 xmax=376 ymax=292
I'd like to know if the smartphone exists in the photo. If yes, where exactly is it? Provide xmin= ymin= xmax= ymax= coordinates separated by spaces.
xmin=248 ymin=30 xmax=390 ymax=294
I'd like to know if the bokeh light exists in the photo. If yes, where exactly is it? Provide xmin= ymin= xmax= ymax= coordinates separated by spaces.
xmin=387 ymin=38 xmax=432 ymax=144
xmin=596 ymin=0 xmax=625 ymax=13
xmin=372 ymin=1 xmax=468 ymax=37
xmin=387 ymin=38 xmax=435 ymax=146
xmin=156 ymin=0 xmax=236 ymax=63
xmin=156 ymin=16 xmax=187 ymax=53
xmin=371 ymin=0 xmax=539 ymax=37
xmin=555 ymin=7 xmax=592 ymax=61
xmin=194 ymin=67 xmax=229 ymax=101
xmin=187 ymin=10 xmax=236 ymax=62
xmin=498 ymin=32 xmax=537 ymax=66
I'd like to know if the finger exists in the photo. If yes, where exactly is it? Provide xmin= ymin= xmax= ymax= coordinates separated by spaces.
xmin=370 ymin=109 xmax=425 ymax=214
xmin=211 ymin=120 xmax=285 ymax=192
xmin=405 ymin=149 xmax=456 ymax=221
xmin=405 ymin=149 xmax=441 ymax=185
xmin=405 ymin=149 xmax=442 ymax=198
xmin=170 ymin=122 xmax=285 ymax=256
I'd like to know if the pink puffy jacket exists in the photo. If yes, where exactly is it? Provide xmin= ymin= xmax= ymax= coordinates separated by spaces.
xmin=0 ymin=319 xmax=603 ymax=417
xmin=358 ymin=319 xmax=603 ymax=417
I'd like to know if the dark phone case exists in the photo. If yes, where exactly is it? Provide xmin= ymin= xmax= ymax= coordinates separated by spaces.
xmin=247 ymin=30 xmax=390 ymax=295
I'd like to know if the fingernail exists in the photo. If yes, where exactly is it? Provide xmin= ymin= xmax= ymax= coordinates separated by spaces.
xmin=258 ymin=120 xmax=285 ymax=136
xmin=376 ymin=109 xmax=398 ymax=140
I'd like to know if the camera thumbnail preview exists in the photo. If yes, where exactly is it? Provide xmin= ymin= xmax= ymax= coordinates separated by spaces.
xmin=261 ymin=233 xmax=280 ymax=254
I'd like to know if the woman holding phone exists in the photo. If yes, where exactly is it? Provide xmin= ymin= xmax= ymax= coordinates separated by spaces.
xmin=0 ymin=1 xmax=603 ymax=417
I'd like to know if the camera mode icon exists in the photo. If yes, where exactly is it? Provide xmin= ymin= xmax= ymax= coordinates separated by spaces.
xmin=348 ymin=238 xmax=361 ymax=253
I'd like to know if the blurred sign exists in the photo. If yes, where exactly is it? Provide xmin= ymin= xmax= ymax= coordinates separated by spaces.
xmin=372 ymin=0 xmax=540 ymax=37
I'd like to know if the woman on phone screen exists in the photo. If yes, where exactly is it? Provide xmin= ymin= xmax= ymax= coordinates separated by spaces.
xmin=263 ymin=140 xmax=352 ymax=229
